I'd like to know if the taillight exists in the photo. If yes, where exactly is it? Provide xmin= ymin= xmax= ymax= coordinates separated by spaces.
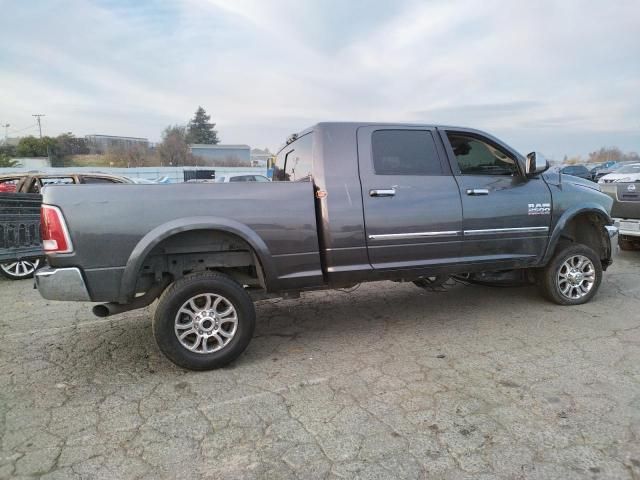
xmin=41 ymin=205 xmax=73 ymax=253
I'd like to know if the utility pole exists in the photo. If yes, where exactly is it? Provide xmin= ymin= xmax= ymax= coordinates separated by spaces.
xmin=32 ymin=114 xmax=45 ymax=138
xmin=2 ymin=123 xmax=9 ymax=145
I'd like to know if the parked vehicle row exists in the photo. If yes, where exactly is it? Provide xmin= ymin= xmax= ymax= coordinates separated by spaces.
xmin=34 ymin=122 xmax=618 ymax=370
xmin=558 ymin=161 xmax=640 ymax=183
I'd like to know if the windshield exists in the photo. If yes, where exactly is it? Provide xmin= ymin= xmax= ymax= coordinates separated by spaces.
xmin=616 ymin=164 xmax=640 ymax=174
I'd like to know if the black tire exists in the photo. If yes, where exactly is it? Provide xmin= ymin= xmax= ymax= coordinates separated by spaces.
xmin=538 ymin=244 xmax=602 ymax=305
xmin=153 ymin=271 xmax=256 ymax=371
xmin=0 ymin=258 xmax=42 ymax=280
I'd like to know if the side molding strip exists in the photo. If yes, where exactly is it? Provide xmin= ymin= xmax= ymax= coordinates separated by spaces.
xmin=368 ymin=231 xmax=461 ymax=240
xmin=368 ymin=226 xmax=549 ymax=240
xmin=464 ymin=226 xmax=549 ymax=235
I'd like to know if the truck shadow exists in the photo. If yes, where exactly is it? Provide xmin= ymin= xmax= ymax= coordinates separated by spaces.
xmin=20 ymin=272 xmax=636 ymax=380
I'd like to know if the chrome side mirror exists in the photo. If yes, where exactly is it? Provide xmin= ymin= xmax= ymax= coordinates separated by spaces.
xmin=526 ymin=151 xmax=550 ymax=175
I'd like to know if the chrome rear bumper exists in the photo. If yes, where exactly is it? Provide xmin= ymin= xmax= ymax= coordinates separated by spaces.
xmin=35 ymin=267 xmax=91 ymax=301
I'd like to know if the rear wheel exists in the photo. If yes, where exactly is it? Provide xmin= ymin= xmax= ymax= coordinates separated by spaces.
xmin=0 ymin=258 xmax=41 ymax=280
xmin=539 ymin=244 xmax=602 ymax=305
xmin=153 ymin=271 xmax=256 ymax=370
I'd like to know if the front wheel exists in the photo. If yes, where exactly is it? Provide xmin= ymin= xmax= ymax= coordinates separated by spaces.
xmin=0 ymin=258 xmax=41 ymax=280
xmin=153 ymin=271 xmax=256 ymax=370
xmin=538 ymin=244 xmax=602 ymax=305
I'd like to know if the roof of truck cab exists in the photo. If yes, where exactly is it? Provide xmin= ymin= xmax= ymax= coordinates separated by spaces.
xmin=277 ymin=122 xmax=482 ymax=155
xmin=277 ymin=122 xmax=525 ymax=161
xmin=277 ymin=122 xmax=442 ymax=154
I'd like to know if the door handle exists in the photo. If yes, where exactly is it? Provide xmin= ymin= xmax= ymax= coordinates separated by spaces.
xmin=369 ymin=188 xmax=396 ymax=197
xmin=466 ymin=188 xmax=489 ymax=196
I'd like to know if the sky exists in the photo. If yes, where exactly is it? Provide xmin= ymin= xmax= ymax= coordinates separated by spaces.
xmin=0 ymin=0 xmax=639 ymax=158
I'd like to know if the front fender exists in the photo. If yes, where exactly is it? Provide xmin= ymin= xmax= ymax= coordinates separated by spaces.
xmin=542 ymin=203 xmax=613 ymax=264
xmin=118 ymin=216 xmax=279 ymax=302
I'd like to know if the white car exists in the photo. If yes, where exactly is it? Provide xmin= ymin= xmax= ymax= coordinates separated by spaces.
xmin=598 ymin=163 xmax=640 ymax=184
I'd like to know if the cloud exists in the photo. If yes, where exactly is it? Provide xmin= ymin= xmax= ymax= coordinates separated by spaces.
xmin=0 ymin=0 xmax=639 ymax=158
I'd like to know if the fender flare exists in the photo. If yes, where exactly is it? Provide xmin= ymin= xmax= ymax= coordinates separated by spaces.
xmin=542 ymin=203 xmax=612 ymax=263
xmin=118 ymin=216 xmax=278 ymax=302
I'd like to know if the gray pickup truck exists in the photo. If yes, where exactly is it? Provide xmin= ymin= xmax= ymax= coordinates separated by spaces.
xmin=36 ymin=123 xmax=618 ymax=370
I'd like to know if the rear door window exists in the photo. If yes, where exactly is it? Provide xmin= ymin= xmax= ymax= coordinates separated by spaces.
xmin=371 ymin=130 xmax=443 ymax=175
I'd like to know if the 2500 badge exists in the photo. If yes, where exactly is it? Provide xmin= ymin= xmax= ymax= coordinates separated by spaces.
xmin=528 ymin=203 xmax=551 ymax=215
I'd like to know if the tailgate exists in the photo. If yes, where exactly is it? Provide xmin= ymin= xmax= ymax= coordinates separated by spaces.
xmin=0 ymin=193 xmax=44 ymax=262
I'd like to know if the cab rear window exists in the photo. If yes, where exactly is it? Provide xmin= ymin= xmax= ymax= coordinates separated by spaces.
xmin=274 ymin=133 xmax=313 ymax=181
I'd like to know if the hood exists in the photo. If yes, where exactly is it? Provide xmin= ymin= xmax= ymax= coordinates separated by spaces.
xmin=543 ymin=169 xmax=600 ymax=191
xmin=562 ymin=174 xmax=601 ymax=191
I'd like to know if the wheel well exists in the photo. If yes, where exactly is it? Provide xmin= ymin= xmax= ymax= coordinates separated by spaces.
xmin=135 ymin=229 xmax=265 ymax=292
xmin=556 ymin=213 xmax=610 ymax=262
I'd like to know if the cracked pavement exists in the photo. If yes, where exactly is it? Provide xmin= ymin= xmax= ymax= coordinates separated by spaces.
xmin=1 ymin=251 xmax=639 ymax=479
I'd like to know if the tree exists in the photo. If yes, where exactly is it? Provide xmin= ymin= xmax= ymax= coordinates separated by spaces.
xmin=0 ymin=153 xmax=19 ymax=168
xmin=55 ymin=133 xmax=89 ymax=157
xmin=186 ymin=107 xmax=219 ymax=144
xmin=16 ymin=136 xmax=50 ymax=157
xmin=0 ymin=145 xmax=16 ymax=158
xmin=158 ymin=125 xmax=191 ymax=166
xmin=586 ymin=147 xmax=624 ymax=164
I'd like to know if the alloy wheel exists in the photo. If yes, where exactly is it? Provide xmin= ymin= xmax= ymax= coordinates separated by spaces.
xmin=556 ymin=254 xmax=596 ymax=300
xmin=0 ymin=259 xmax=40 ymax=278
xmin=174 ymin=293 xmax=238 ymax=354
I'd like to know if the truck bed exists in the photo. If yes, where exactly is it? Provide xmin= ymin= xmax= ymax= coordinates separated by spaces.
xmin=42 ymin=182 xmax=323 ymax=300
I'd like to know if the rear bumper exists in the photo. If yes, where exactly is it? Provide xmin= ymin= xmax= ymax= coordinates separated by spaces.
xmin=35 ymin=267 xmax=91 ymax=301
